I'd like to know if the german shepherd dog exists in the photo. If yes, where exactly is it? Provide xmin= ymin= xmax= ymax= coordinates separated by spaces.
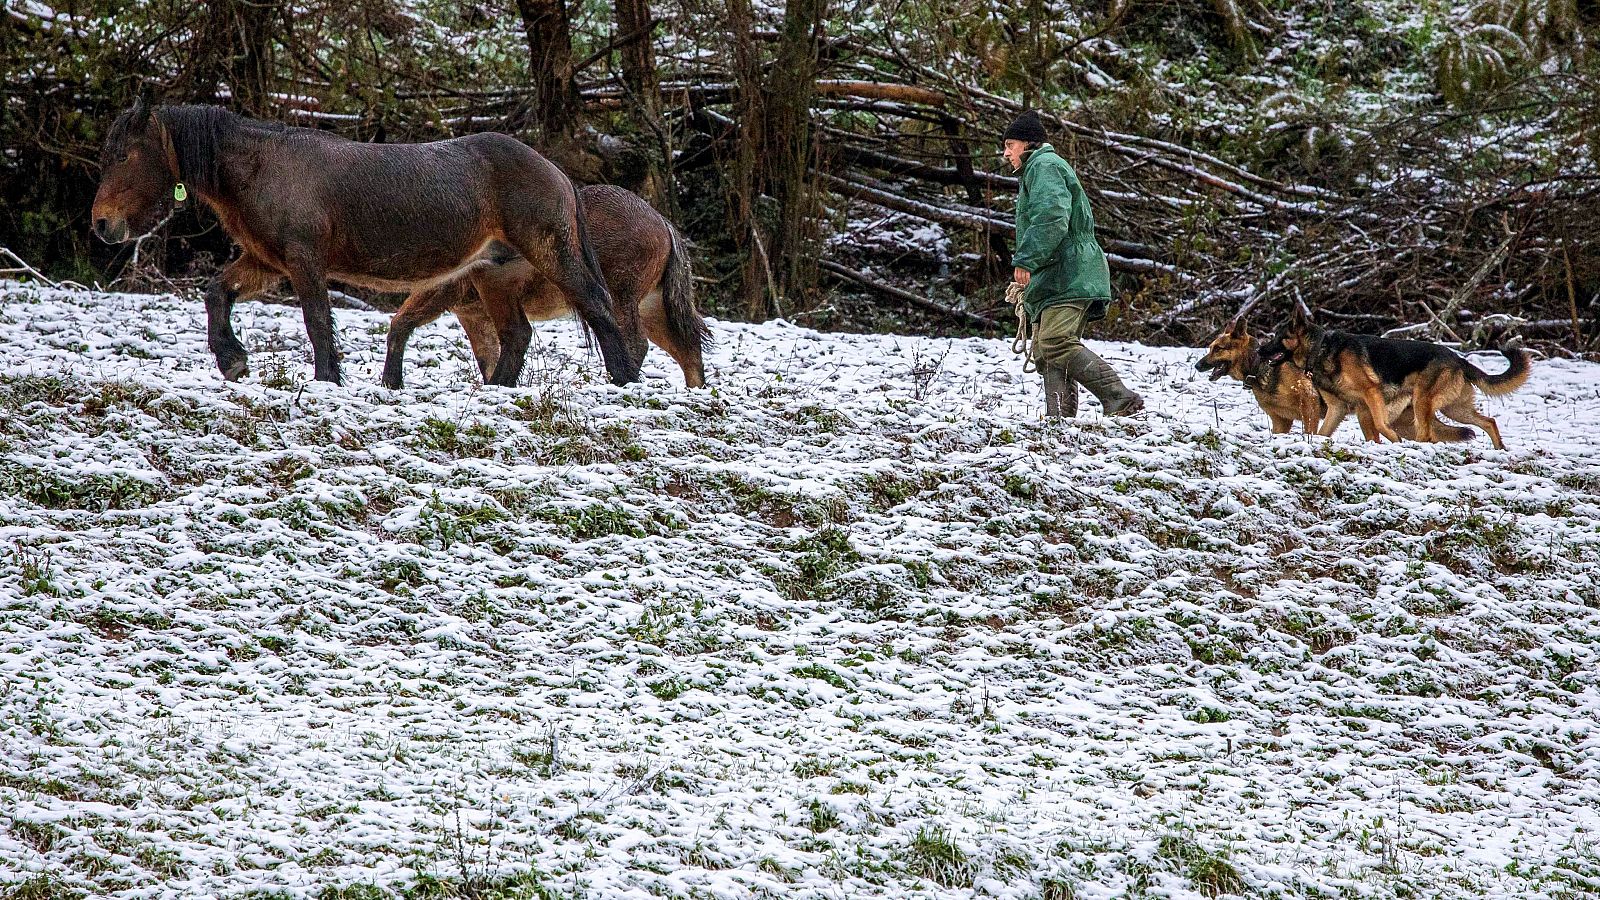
xmin=1196 ymin=321 xmax=1453 ymax=441
xmin=1258 ymin=309 xmax=1531 ymax=449
xmin=1196 ymin=320 xmax=1325 ymax=434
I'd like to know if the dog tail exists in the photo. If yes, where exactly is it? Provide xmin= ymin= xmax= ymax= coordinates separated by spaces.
xmin=1393 ymin=413 xmax=1475 ymax=443
xmin=1465 ymin=345 xmax=1531 ymax=397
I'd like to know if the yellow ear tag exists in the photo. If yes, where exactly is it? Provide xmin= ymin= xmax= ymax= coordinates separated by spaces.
xmin=174 ymin=183 xmax=188 ymax=202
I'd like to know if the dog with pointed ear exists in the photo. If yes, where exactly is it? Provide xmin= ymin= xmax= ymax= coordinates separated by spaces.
xmin=1194 ymin=316 xmax=1253 ymax=383
xmin=1196 ymin=314 xmax=1327 ymax=434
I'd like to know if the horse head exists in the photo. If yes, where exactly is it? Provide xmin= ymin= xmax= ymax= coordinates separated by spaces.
xmin=92 ymin=98 xmax=177 ymax=243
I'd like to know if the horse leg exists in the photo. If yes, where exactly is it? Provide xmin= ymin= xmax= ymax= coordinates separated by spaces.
xmin=498 ymin=234 xmax=635 ymax=385
xmin=609 ymin=280 xmax=651 ymax=377
xmin=477 ymin=272 xmax=533 ymax=388
xmin=640 ymin=288 xmax=705 ymax=388
xmin=206 ymin=255 xmax=278 ymax=381
xmin=549 ymin=248 xmax=636 ymax=386
xmin=454 ymin=302 xmax=503 ymax=383
xmin=284 ymin=248 xmax=342 ymax=385
xmin=382 ymin=281 xmax=459 ymax=389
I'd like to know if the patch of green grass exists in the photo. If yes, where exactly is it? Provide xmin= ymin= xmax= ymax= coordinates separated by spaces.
xmin=570 ymin=503 xmax=646 ymax=540
xmin=410 ymin=493 xmax=507 ymax=550
xmin=11 ymin=543 xmax=59 ymax=597
xmin=993 ymin=846 xmax=1032 ymax=880
xmin=375 ymin=558 xmax=428 ymax=592
xmin=257 ymin=354 xmax=304 ymax=392
xmin=1184 ymin=706 xmax=1233 ymax=724
xmin=78 ymin=606 xmax=174 ymax=637
xmin=627 ymin=599 xmax=685 ymax=646
xmin=790 ymin=662 xmax=850 ymax=690
xmin=6 ymin=820 xmax=62 ymax=854
xmin=1040 ymin=875 xmax=1077 ymax=899
xmin=0 ymin=373 xmax=83 ymax=409
xmin=756 ymin=855 xmax=799 ymax=882
xmin=133 ymin=844 xmax=188 ymax=878
xmin=648 ymin=676 xmax=689 ymax=701
xmin=1156 ymin=832 xmax=1243 ymax=898
xmin=403 ymin=868 xmax=556 ymax=900
xmin=1334 ymin=704 xmax=1404 ymax=723
xmin=0 ymin=874 xmax=86 ymax=900
xmin=316 ymin=883 xmax=389 ymax=900
xmin=905 ymin=825 xmax=975 ymax=889
xmin=514 ymin=391 xmax=589 ymax=436
xmin=775 ymin=526 xmax=861 ymax=601
xmin=0 ymin=464 xmax=167 ymax=512
xmin=414 ymin=416 xmax=498 ymax=458
xmin=792 ymin=756 xmax=839 ymax=779
xmin=805 ymin=798 xmax=841 ymax=833
xmin=1003 ymin=473 xmax=1036 ymax=500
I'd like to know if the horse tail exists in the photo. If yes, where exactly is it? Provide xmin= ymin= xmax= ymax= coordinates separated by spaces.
xmin=568 ymin=174 xmax=608 ymax=296
xmin=662 ymin=220 xmax=711 ymax=356
xmin=560 ymin=175 xmax=607 ymax=356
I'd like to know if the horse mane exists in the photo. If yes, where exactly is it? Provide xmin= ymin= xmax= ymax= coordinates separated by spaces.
xmin=113 ymin=105 xmax=287 ymax=197
xmin=153 ymin=105 xmax=251 ymax=197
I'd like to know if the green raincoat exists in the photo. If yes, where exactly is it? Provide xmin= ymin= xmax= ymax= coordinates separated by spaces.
xmin=1011 ymin=144 xmax=1112 ymax=323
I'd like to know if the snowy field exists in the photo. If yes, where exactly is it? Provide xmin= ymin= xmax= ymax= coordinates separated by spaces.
xmin=2 ymin=281 xmax=1598 ymax=899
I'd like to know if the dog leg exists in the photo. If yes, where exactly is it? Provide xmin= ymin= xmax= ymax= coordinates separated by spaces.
xmin=1317 ymin=397 xmax=1347 ymax=437
xmin=1355 ymin=407 xmax=1378 ymax=442
xmin=1441 ymin=399 xmax=1506 ymax=450
xmin=1411 ymin=385 xmax=1436 ymax=443
xmin=1362 ymin=387 xmax=1399 ymax=442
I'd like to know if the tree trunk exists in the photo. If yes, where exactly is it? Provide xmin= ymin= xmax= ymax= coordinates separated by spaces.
xmin=763 ymin=0 xmax=828 ymax=308
xmin=726 ymin=0 xmax=769 ymax=318
xmin=613 ymin=0 xmax=669 ymax=210
xmin=942 ymin=116 xmax=1011 ymax=282
xmin=514 ymin=0 xmax=579 ymax=145
xmin=174 ymin=1 xmax=278 ymax=112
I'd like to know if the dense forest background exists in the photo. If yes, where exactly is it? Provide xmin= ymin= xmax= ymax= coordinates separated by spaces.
xmin=2 ymin=0 xmax=1598 ymax=352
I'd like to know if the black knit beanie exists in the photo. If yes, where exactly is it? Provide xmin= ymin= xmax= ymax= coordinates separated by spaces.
xmin=1003 ymin=110 xmax=1048 ymax=144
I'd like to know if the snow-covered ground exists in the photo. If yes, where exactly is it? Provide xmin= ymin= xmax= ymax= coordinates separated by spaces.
xmin=2 ymin=281 xmax=1598 ymax=899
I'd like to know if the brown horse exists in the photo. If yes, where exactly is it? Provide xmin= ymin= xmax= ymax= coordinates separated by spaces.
xmin=380 ymin=185 xmax=709 ymax=389
xmin=91 ymin=100 xmax=637 ymax=387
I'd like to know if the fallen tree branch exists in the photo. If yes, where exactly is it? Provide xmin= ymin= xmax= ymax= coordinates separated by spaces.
xmin=818 ymin=259 xmax=992 ymax=326
xmin=819 ymin=172 xmax=1183 ymax=277
xmin=834 ymin=142 xmax=1017 ymax=192
xmin=1 ymin=246 xmax=87 ymax=291
xmin=814 ymin=80 xmax=948 ymax=106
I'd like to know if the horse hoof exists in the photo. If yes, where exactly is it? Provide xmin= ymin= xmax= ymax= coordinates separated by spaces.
xmin=222 ymin=359 xmax=250 ymax=381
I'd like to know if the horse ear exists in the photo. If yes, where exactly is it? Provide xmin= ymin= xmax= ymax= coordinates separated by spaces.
xmin=129 ymin=95 xmax=152 ymax=130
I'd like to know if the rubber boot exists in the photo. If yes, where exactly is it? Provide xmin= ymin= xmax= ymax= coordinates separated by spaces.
xmin=1041 ymin=364 xmax=1078 ymax=418
xmin=1066 ymin=348 xmax=1144 ymax=417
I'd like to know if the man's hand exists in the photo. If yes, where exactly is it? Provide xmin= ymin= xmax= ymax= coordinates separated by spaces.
xmin=1012 ymin=267 xmax=1031 ymax=287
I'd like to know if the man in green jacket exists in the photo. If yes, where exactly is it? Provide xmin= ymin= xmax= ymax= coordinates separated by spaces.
xmin=1004 ymin=110 xmax=1143 ymax=417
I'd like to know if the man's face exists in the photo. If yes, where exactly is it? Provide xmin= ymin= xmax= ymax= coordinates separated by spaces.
xmin=1002 ymin=139 xmax=1029 ymax=171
